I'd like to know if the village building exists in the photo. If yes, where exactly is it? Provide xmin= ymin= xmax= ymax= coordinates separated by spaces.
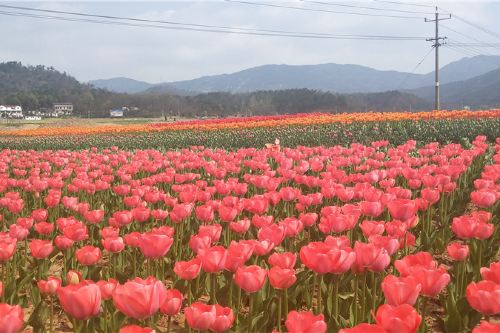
xmin=52 ymin=103 xmax=74 ymax=117
xmin=0 ymin=105 xmax=23 ymax=118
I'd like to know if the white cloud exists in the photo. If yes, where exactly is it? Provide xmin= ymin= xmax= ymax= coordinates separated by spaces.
xmin=0 ymin=0 xmax=499 ymax=82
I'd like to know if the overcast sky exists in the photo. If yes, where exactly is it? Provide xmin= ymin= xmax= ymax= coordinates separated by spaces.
xmin=0 ymin=0 xmax=499 ymax=83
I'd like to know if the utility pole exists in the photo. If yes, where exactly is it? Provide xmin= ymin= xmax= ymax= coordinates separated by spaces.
xmin=425 ymin=7 xmax=451 ymax=111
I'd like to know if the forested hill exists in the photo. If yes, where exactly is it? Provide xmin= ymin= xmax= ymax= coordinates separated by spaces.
xmin=0 ymin=61 xmax=430 ymax=117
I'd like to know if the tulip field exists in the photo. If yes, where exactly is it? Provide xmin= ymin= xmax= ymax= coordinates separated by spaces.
xmin=0 ymin=112 xmax=498 ymax=333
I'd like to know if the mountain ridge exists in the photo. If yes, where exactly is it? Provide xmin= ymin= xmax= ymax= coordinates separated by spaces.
xmin=89 ymin=55 xmax=500 ymax=95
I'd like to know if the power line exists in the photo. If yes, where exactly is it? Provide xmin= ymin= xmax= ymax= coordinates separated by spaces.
xmin=444 ymin=44 xmax=484 ymax=58
xmin=225 ymin=0 xmax=426 ymax=19
xmin=396 ymin=46 xmax=434 ymax=89
xmin=438 ymin=8 xmax=500 ymax=41
xmin=441 ymin=24 xmax=500 ymax=54
xmin=0 ymin=9 xmax=427 ymax=41
xmin=299 ymin=0 xmax=434 ymax=14
xmin=448 ymin=42 xmax=500 ymax=48
xmin=372 ymin=0 xmax=435 ymax=9
xmin=0 ymin=3 xmax=339 ymax=37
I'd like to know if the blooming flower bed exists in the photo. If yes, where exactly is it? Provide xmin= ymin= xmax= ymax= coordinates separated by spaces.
xmin=0 ymin=136 xmax=498 ymax=332
xmin=0 ymin=110 xmax=499 ymax=138
xmin=0 ymin=117 xmax=499 ymax=150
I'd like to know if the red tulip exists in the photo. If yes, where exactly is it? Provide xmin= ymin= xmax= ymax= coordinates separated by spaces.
xmin=339 ymin=323 xmax=387 ymax=333
xmin=481 ymin=262 xmax=500 ymax=284
xmin=229 ymin=219 xmax=250 ymax=234
xmin=394 ymin=252 xmax=437 ymax=277
xmin=9 ymin=225 xmax=29 ymax=241
xmin=96 ymin=279 xmax=118 ymax=300
xmin=57 ymin=281 xmax=101 ymax=320
xmin=29 ymin=239 xmax=53 ymax=259
xmin=124 ymin=232 xmax=141 ymax=247
xmin=119 ymin=325 xmax=154 ymax=333
xmin=113 ymin=210 xmax=133 ymax=226
xmin=113 ymin=277 xmax=167 ymax=319
xmin=252 ymin=240 xmax=275 ymax=256
xmin=411 ymin=267 xmax=450 ymax=297
xmin=472 ymin=321 xmax=500 ymax=333
xmin=285 ymin=310 xmax=327 ymax=333
xmin=189 ymin=235 xmax=212 ymax=254
xmin=184 ymin=302 xmax=216 ymax=331
xmin=466 ymin=281 xmax=500 ymax=315
xmin=37 ymin=276 xmax=62 ymax=295
xmin=211 ymin=304 xmax=235 ymax=332
xmin=446 ymin=242 xmax=469 ymax=261
xmin=0 ymin=303 xmax=24 ymax=333
xmin=360 ymin=201 xmax=384 ymax=217
xmin=0 ymin=237 xmax=17 ymax=262
xmin=198 ymin=224 xmax=222 ymax=243
xmin=451 ymin=215 xmax=494 ymax=240
xmin=360 ymin=220 xmax=385 ymax=237
xmin=160 ymin=289 xmax=183 ymax=316
xmin=132 ymin=207 xmax=151 ymax=223
xmin=420 ymin=188 xmax=440 ymax=205
xmin=224 ymin=241 xmax=254 ymax=272
xmin=258 ymin=224 xmax=286 ymax=246
xmin=268 ymin=252 xmax=296 ymax=269
xmin=300 ymin=241 xmax=355 ymax=274
xmin=62 ymin=222 xmax=88 ymax=242
xmin=32 ymin=208 xmax=48 ymax=222
xmin=375 ymin=304 xmax=421 ymax=333
xmin=76 ymin=245 xmax=101 ymax=266
xmin=269 ymin=266 xmax=296 ymax=289
xmin=198 ymin=246 xmax=227 ymax=273
xmin=470 ymin=190 xmax=497 ymax=208
xmin=138 ymin=232 xmax=173 ymax=259
xmin=352 ymin=241 xmax=390 ymax=273
xmin=319 ymin=213 xmax=358 ymax=234
xmin=381 ymin=275 xmax=421 ymax=306
xmin=34 ymin=222 xmax=54 ymax=235
xmin=151 ymin=209 xmax=168 ymax=220
xmin=54 ymin=235 xmax=74 ymax=250
xmin=174 ymin=258 xmax=202 ymax=280
xmin=368 ymin=235 xmax=400 ymax=256
xmin=299 ymin=212 xmax=318 ymax=227
xmin=251 ymin=215 xmax=273 ymax=229
xmin=386 ymin=199 xmax=418 ymax=222
xmin=83 ymin=209 xmax=105 ymax=224
xmin=195 ymin=205 xmax=214 ymax=223
xmin=102 ymin=236 xmax=125 ymax=253
xmin=234 ymin=265 xmax=267 ymax=293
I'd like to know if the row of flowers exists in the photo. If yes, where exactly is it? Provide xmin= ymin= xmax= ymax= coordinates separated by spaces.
xmin=0 ymin=137 xmax=497 ymax=332
xmin=0 ymin=109 xmax=499 ymax=137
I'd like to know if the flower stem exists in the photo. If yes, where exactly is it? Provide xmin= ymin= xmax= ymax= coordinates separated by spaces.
xmin=277 ymin=291 xmax=282 ymax=332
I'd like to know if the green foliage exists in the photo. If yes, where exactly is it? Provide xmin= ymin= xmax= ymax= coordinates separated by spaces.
xmin=0 ymin=118 xmax=498 ymax=150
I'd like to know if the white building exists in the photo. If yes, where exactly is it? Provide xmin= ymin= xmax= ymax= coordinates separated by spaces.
xmin=110 ymin=109 xmax=124 ymax=117
xmin=24 ymin=116 xmax=42 ymax=121
xmin=53 ymin=103 xmax=73 ymax=117
xmin=0 ymin=105 xmax=23 ymax=119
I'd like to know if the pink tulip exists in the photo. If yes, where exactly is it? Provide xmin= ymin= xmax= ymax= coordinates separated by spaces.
xmin=113 ymin=277 xmax=167 ymax=319
xmin=57 ymin=281 xmax=101 ymax=320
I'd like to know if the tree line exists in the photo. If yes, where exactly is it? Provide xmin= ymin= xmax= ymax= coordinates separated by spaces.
xmin=0 ymin=61 xmax=430 ymax=118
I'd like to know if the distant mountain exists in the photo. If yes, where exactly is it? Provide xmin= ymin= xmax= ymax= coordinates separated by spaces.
xmin=153 ymin=63 xmax=424 ymax=94
xmin=411 ymin=67 xmax=500 ymax=108
xmin=89 ymin=77 xmax=153 ymax=94
xmin=91 ymin=55 xmax=500 ymax=95
xmin=89 ymin=77 xmax=193 ymax=95
xmin=422 ymin=55 xmax=500 ymax=85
